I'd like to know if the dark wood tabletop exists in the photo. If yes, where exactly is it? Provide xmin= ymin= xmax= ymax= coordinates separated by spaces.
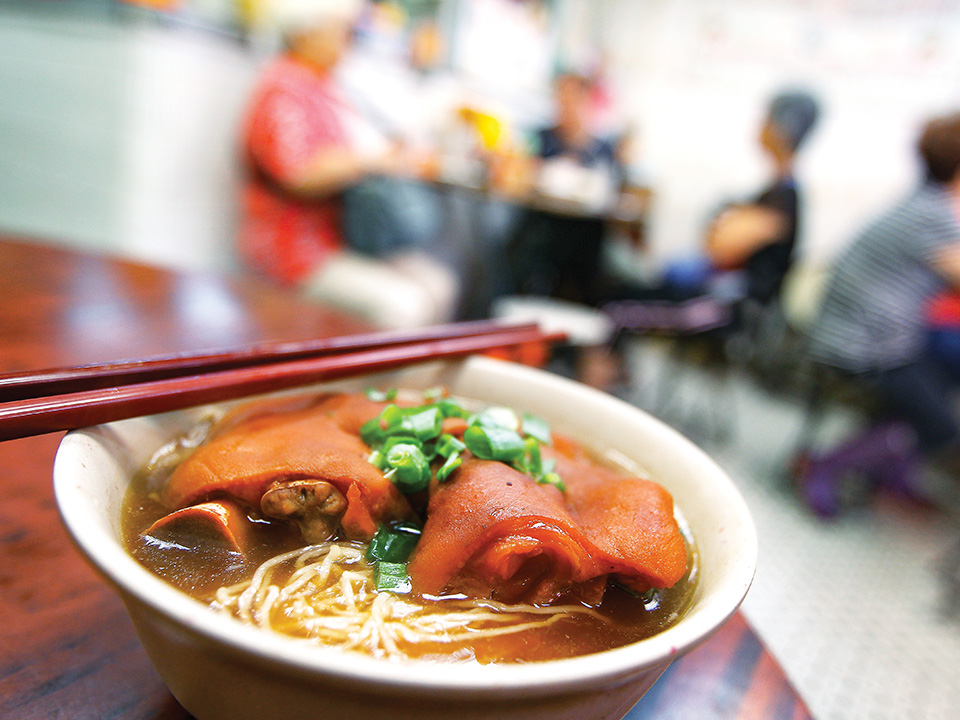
xmin=0 ymin=237 xmax=812 ymax=720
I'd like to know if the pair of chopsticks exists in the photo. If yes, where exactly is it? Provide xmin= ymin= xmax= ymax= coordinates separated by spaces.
xmin=0 ymin=320 xmax=565 ymax=442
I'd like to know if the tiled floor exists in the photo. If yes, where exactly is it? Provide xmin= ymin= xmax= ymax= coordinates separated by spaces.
xmin=619 ymin=336 xmax=960 ymax=720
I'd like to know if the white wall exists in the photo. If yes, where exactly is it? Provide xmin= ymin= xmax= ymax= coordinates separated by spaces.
xmin=566 ymin=0 xmax=960 ymax=266
xmin=0 ymin=4 xmax=127 ymax=252
xmin=0 ymin=3 xmax=259 ymax=273
xmin=119 ymin=22 xmax=259 ymax=273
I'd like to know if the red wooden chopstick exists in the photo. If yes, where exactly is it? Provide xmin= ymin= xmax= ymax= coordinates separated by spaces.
xmin=0 ymin=323 xmax=565 ymax=442
xmin=0 ymin=319 xmax=537 ymax=403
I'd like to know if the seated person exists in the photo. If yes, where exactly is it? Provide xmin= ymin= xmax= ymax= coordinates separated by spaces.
xmin=704 ymin=89 xmax=820 ymax=308
xmin=601 ymin=88 xmax=820 ymax=350
xmin=509 ymin=71 xmax=623 ymax=307
xmin=803 ymin=111 xmax=960 ymax=514
xmin=238 ymin=0 xmax=456 ymax=330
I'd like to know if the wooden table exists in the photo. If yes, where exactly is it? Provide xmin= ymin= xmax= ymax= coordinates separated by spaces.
xmin=0 ymin=237 xmax=812 ymax=719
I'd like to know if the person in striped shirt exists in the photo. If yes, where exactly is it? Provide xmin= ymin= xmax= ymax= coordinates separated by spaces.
xmin=803 ymin=112 xmax=960 ymax=513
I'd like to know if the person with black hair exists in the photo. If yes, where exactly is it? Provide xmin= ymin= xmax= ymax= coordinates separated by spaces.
xmin=600 ymin=88 xmax=820 ymax=392
xmin=705 ymin=89 xmax=820 ymax=306
xmin=603 ymin=88 xmax=820 ymax=315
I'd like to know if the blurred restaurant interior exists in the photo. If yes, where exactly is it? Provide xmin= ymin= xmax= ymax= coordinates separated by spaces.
xmin=3 ymin=0 xmax=960 ymax=718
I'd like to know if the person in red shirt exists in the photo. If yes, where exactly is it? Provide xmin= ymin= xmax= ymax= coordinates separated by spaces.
xmin=239 ymin=0 xmax=456 ymax=329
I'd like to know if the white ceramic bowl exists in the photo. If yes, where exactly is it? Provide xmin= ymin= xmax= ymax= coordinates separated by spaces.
xmin=54 ymin=356 xmax=756 ymax=720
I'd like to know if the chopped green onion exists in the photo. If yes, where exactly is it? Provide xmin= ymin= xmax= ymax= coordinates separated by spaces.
xmin=471 ymin=407 xmax=519 ymax=431
xmin=463 ymin=424 xmax=526 ymax=462
xmin=536 ymin=471 xmax=566 ymax=493
xmin=360 ymin=416 xmax=387 ymax=446
xmin=389 ymin=405 xmax=444 ymax=440
xmin=366 ymin=522 xmax=421 ymax=563
xmin=421 ymin=440 xmax=439 ymax=461
xmin=365 ymin=387 xmax=397 ymax=402
xmin=521 ymin=413 xmax=551 ymax=444
xmin=361 ymin=393 xmax=563 ymax=492
xmin=404 ymin=406 xmax=444 ymax=440
xmin=433 ymin=398 xmax=468 ymax=419
xmin=374 ymin=561 xmax=412 ymax=593
xmin=361 ymin=404 xmax=444 ymax=446
xmin=436 ymin=451 xmax=462 ymax=482
xmin=380 ymin=404 xmax=406 ymax=431
xmin=524 ymin=437 xmax=543 ymax=476
xmin=370 ymin=436 xmax=423 ymax=469
xmin=423 ymin=386 xmax=444 ymax=401
xmin=436 ymin=433 xmax=466 ymax=457
xmin=383 ymin=442 xmax=431 ymax=492
xmin=379 ymin=435 xmax=420 ymax=454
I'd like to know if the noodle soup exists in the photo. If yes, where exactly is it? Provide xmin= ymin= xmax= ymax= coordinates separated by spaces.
xmin=122 ymin=389 xmax=698 ymax=664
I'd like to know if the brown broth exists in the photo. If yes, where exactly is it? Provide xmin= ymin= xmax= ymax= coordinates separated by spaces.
xmin=123 ymin=491 xmax=303 ymax=597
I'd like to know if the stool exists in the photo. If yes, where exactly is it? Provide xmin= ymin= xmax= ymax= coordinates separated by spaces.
xmin=798 ymin=420 xmax=924 ymax=519
xmin=790 ymin=364 xmax=925 ymax=518
xmin=601 ymin=295 xmax=737 ymax=446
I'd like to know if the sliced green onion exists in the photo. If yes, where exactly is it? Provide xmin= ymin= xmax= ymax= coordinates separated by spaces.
xmin=536 ymin=471 xmax=566 ymax=493
xmin=360 ymin=415 xmax=387 ymax=446
xmin=433 ymin=398 xmax=468 ymax=419
xmin=421 ymin=440 xmax=439 ymax=461
xmin=470 ymin=407 xmax=519 ymax=431
xmin=423 ymin=386 xmax=444 ymax=401
xmin=521 ymin=413 xmax=551 ymax=444
xmin=374 ymin=561 xmax=412 ymax=593
xmin=379 ymin=435 xmax=421 ymax=454
xmin=436 ymin=433 xmax=466 ymax=457
xmin=365 ymin=387 xmax=397 ymax=402
xmin=383 ymin=442 xmax=431 ymax=492
xmin=382 ymin=405 xmax=443 ymax=441
xmin=361 ymin=404 xmax=444 ymax=446
xmin=404 ymin=406 xmax=444 ymax=440
xmin=380 ymin=404 xmax=406 ymax=431
xmin=524 ymin=436 xmax=543 ymax=476
xmin=362 ymin=394 xmax=562 ymax=492
xmin=366 ymin=522 xmax=422 ymax=563
xmin=463 ymin=424 xmax=526 ymax=462
xmin=436 ymin=451 xmax=462 ymax=482
xmin=370 ymin=436 xmax=422 ymax=470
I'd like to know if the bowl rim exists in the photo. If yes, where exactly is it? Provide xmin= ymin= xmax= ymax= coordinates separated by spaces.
xmin=53 ymin=356 xmax=757 ymax=698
